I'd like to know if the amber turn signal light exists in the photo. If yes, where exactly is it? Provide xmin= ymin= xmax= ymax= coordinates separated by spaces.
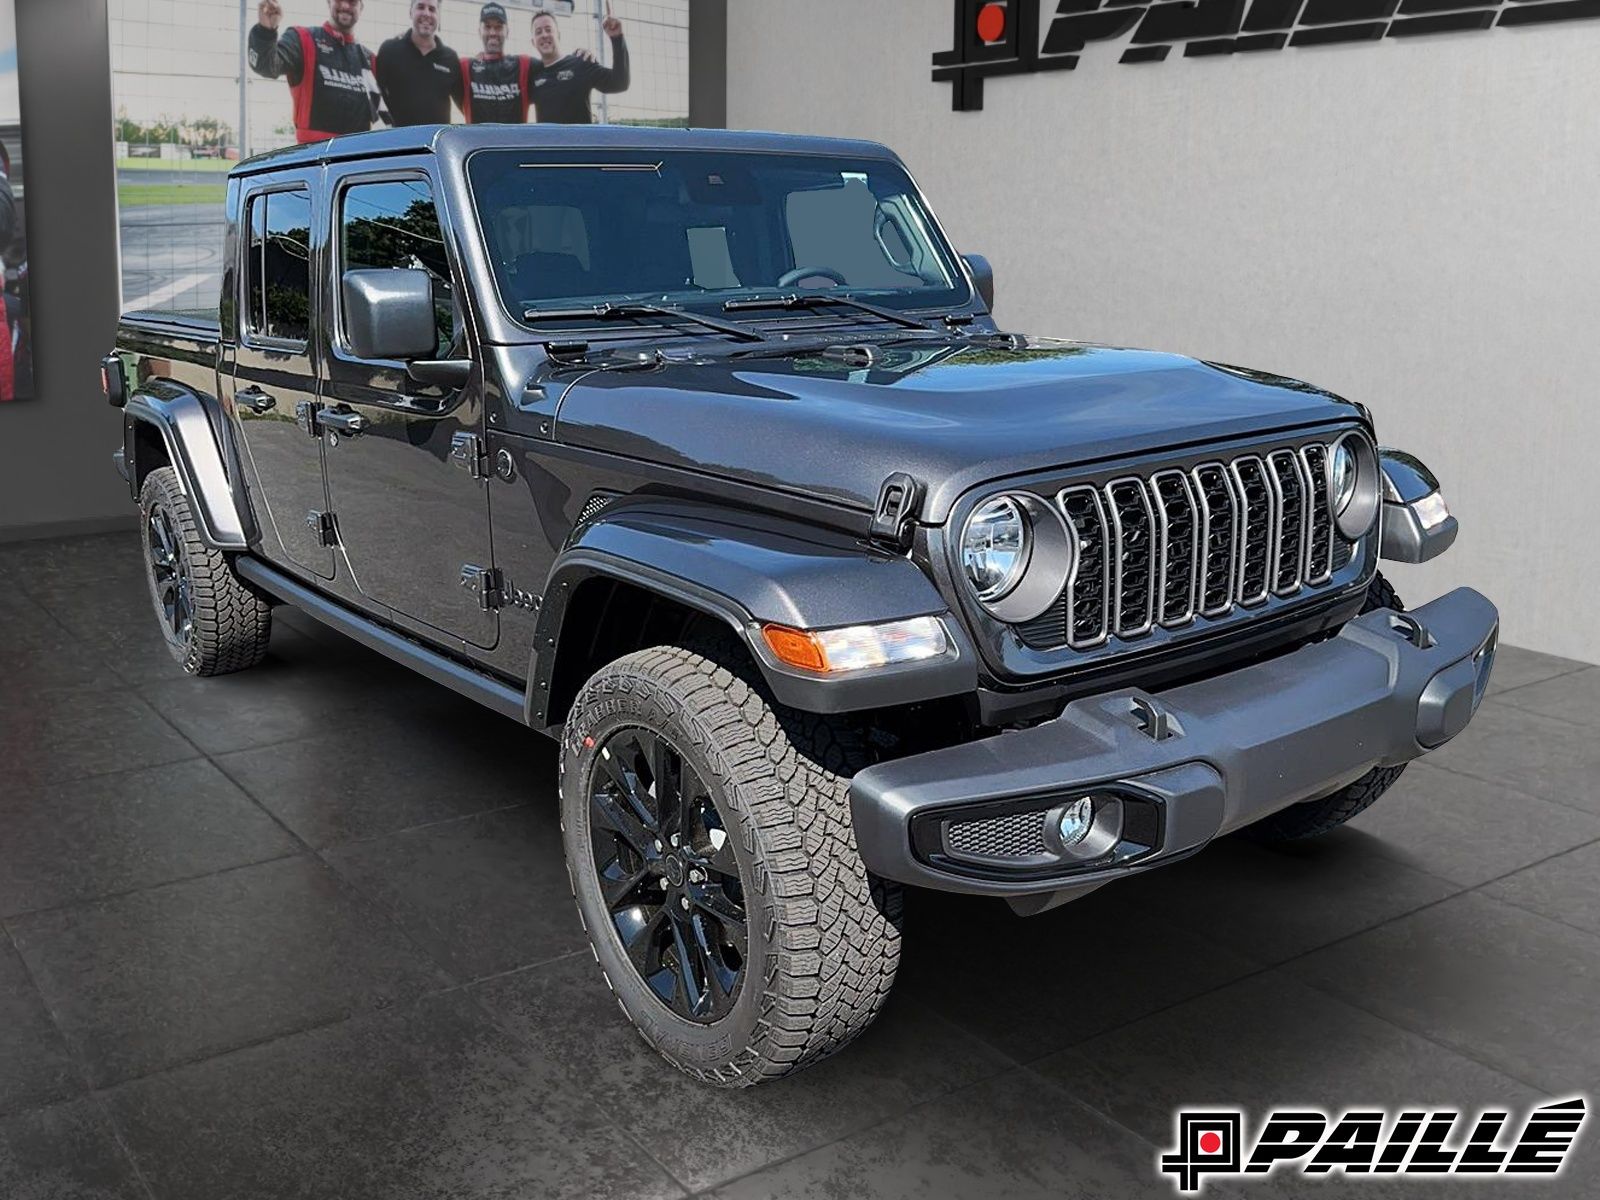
xmin=761 ymin=624 xmax=828 ymax=673
xmin=760 ymin=617 xmax=949 ymax=675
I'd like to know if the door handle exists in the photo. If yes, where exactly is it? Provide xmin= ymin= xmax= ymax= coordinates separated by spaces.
xmin=237 ymin=386 xmax=276 ymax=415
xmin=316 ymin=408 xmax=367 ymax=436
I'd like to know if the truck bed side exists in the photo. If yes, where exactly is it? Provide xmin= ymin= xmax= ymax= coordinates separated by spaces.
xmin=115 ymin=310 xmax=250 ymax=548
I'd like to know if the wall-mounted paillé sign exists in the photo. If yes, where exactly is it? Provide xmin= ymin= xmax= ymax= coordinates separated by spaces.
xmin=934 ymin=0 xmax=1599 ymax=110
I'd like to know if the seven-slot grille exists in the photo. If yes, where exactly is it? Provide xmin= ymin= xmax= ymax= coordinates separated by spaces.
xmin=1020 ymin=441 xmax=1343 ymax=651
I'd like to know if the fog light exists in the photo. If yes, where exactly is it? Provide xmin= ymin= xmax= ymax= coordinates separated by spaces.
xmin=1045 ymin=794 xmax=1124 ymax=861
xmin=1056 ymin=797 xmax=1095 ymax=846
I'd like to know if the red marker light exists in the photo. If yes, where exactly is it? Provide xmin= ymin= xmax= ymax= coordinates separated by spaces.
xmin=975 ymin=2 xmax=1006 ymax=43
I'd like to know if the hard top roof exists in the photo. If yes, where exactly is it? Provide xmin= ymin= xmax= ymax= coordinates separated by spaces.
xmin=230 ymin=124 xmax=901 ymax=177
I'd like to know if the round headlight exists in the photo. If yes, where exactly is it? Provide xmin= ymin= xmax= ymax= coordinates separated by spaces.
xmin=961 ymin=496 xmax=1029 ymax=601
xmin=1330 ymin=432 xmax=1381 ymax=540
xmin=1331 ymin=440 xmax=1358 ymax=516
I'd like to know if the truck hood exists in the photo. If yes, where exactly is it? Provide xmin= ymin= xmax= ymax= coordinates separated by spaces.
xmin=553 ymin=339 xmax=1360 ymax=523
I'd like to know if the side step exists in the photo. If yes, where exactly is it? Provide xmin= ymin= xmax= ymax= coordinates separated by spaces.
xmin=233 ymin=557 xmax=528 ymax=725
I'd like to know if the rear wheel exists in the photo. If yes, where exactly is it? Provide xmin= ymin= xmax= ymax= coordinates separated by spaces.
xmin=138 ymin=467 xmax=272 ymax=676
xmin=1245 ymin=571 xmax=1408 ymax=842
xmin=560 ymin=644 xmax=902 ymax=1086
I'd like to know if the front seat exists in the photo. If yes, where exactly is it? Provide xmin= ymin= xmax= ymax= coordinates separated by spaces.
xmin=514 ymin=252 xmax=590 ymax=302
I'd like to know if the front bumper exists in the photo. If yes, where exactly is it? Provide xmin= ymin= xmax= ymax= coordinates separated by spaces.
xmin=850 ymin=587 xmax=1499 ymax=897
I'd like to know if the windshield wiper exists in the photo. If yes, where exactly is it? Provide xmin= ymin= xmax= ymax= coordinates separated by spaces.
xmin=721 ymin=292 xmax=942 ymax=332
xmin=522 ymin=301 xmax=767 ymax=343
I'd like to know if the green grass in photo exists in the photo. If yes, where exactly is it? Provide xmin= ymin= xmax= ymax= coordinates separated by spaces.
xmin=117 ymin=157 xmax=235 ymax=173
xmin=118 ymin=183 xmax=229 ymax=207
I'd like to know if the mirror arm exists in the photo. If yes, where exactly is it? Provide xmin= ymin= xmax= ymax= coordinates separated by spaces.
xmin=406 ymin=358 xmax=474 ymax=387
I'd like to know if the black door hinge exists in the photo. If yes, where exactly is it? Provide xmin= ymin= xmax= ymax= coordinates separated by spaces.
xmin=460 ymin=563 xmax=504 ymax=610
xmin=870 ymin=472 xmax=923 ymax=550
xmin=449 ymin=432 xmax=488 ymax=480
xmin=306 ymin=510 xmax=338 ymax=546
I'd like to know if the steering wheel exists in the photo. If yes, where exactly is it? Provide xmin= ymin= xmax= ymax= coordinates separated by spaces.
xmin=776 ymin=266 xmax=848 ymax=289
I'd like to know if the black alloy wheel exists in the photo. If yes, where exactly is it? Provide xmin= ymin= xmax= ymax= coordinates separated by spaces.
xmin=146 ymin=502 xmax=194 ymax=650
xmin=587 ymin=725 xmax=747 ymax=1023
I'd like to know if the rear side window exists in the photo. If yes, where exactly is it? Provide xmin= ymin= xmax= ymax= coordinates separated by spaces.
xmin=243 ymin=188 xmax=312 ymax=344
xmin=339 ymin=177 xmax=455 ymax=357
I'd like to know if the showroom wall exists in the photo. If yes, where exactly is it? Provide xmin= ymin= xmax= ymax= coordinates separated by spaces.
xmin=727 ymin=2 xmax=1599 ymax=663
xmin=0 ymin=0 xmax=126 ymax=541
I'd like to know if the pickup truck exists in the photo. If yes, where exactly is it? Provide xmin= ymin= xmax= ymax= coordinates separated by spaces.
xmin=105 ymin=125 xmax=1497 ymax=1087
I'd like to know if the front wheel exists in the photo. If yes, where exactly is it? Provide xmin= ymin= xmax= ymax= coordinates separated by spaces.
xmin=559 ymin=645 xmax=902 ymax=1086
xmin=1244 ymin=572 xmax=1408 ymax=842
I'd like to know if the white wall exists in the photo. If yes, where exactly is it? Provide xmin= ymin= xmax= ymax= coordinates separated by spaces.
xmin=728 ymin=2 xmax=1599 ymax=663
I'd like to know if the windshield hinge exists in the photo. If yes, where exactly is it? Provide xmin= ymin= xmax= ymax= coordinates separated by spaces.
xmin=870 ymin=472 xmax=923 ymax=551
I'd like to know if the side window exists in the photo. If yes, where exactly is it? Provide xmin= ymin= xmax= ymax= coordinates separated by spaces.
xmin=243 ymin=188 xmax=312 ymax=344
xmin=783 ymin=177 xmax=925 ymax=290
xmin=340 ymin=178 xmax=455 ymax=357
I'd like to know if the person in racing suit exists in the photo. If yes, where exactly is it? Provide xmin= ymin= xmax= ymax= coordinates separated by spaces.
xmin=457 ymin=3 xmax=530 ymax=125
xmin=249 ymin=0 xmax=382 ymax=143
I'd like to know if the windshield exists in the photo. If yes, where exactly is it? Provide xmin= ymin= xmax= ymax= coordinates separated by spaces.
xmin=466 ymin=149 xmax=971 ymax=325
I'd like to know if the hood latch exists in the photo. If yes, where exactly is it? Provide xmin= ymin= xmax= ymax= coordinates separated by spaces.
xmin=870 ymin=472 xmax=923 ymax=551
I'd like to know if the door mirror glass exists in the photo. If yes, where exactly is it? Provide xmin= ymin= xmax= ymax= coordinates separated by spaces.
xmin=341 ymin=269 xmax=439 ymax=361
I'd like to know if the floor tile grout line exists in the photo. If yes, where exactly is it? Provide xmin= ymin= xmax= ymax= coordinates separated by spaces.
xmin=1 ymin=848 xmax=306 ymax=926
xmin=0 ymin=921 xmax=160 ymax=1200
xmin=207 ymin=746 xmax=579 ymax=1001
xmin=12 ymin=749 xmax=208 ymax=794
xmin=1281 ymin=974 xmax=1568 ymax=1101
xmin=448 ymin=946 xmax=594 ymax=991
xmin=999 ymin=876 xmax=1499 ymax=1076
xmin=307 ymin=798 xmax=537 ymax=852
xmin=1418 ymin=759 xmax=1600 ymax=821
xmin=1487 ymin=662 xmax=1596 ymax=699
xmin=85 ymin=1005 xmax=404 ymax=1098
xmin=1487 ymin=690 xmax=1600 ymax=731
xmin=1134 ymin=828 xmax=1600 ymax=1026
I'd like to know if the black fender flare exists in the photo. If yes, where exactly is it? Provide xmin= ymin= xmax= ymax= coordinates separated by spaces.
xmin=124 ymin=384 xmax=249 ymax=550
xmin=525 ymin=504 xmax=977 ymax=728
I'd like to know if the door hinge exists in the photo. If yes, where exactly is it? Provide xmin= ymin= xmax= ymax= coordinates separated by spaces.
xmin=306 ymin=510 xmax=339 ymax=547
xmin=460 ymin=563 xmax=504 ymax=610
xmin=449 ymin=432 xmax=489 ymax=480
xmin=870 ymin=472 xmax=923 ymax=551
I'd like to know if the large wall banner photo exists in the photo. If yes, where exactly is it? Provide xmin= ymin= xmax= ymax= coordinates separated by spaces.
xmin=0 ymin=0 xmax=31 ymax=402
xmin=109 ymin=0 xmax=690 ymax=315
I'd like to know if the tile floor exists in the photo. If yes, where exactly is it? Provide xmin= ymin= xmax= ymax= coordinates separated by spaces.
xmin=2 ymin=532 xmax=1597 ymax=1198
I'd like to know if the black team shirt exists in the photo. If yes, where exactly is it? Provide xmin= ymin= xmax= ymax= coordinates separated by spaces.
xmin=375 ymin=32 xmax=462 ymax=126
xmin=459 ymin=54 xmax=531 ymax=124
xmin=529 ymin=34 xmax=629 ymax=124
xmin=248 ymin=21 xmax=378 ymax=142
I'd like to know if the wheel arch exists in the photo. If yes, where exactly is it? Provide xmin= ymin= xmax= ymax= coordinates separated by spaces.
xmin=124 ymin=385 xmax=250 ymax=550
xmin=524 ymin=504 xmax=978 ymax=732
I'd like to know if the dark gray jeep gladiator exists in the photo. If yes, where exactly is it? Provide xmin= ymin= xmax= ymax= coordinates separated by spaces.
xmin=106 ymin=125 xmax=1497 ymax=1086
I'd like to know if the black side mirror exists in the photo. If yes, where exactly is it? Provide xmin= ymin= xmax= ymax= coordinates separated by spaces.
xmin=962 ymin=254 xmax=994 ymax=312
xmin=341 ymin=268 xmax=439 ymax=361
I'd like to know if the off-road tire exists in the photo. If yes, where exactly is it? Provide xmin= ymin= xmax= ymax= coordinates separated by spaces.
xmin=1245 ymin=571 xmax=1407 ymax=842
xmin=138 ymin=466 xmax=272 ymax=676
xmin=559 ymin=644 xmax=903 ymax=1087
